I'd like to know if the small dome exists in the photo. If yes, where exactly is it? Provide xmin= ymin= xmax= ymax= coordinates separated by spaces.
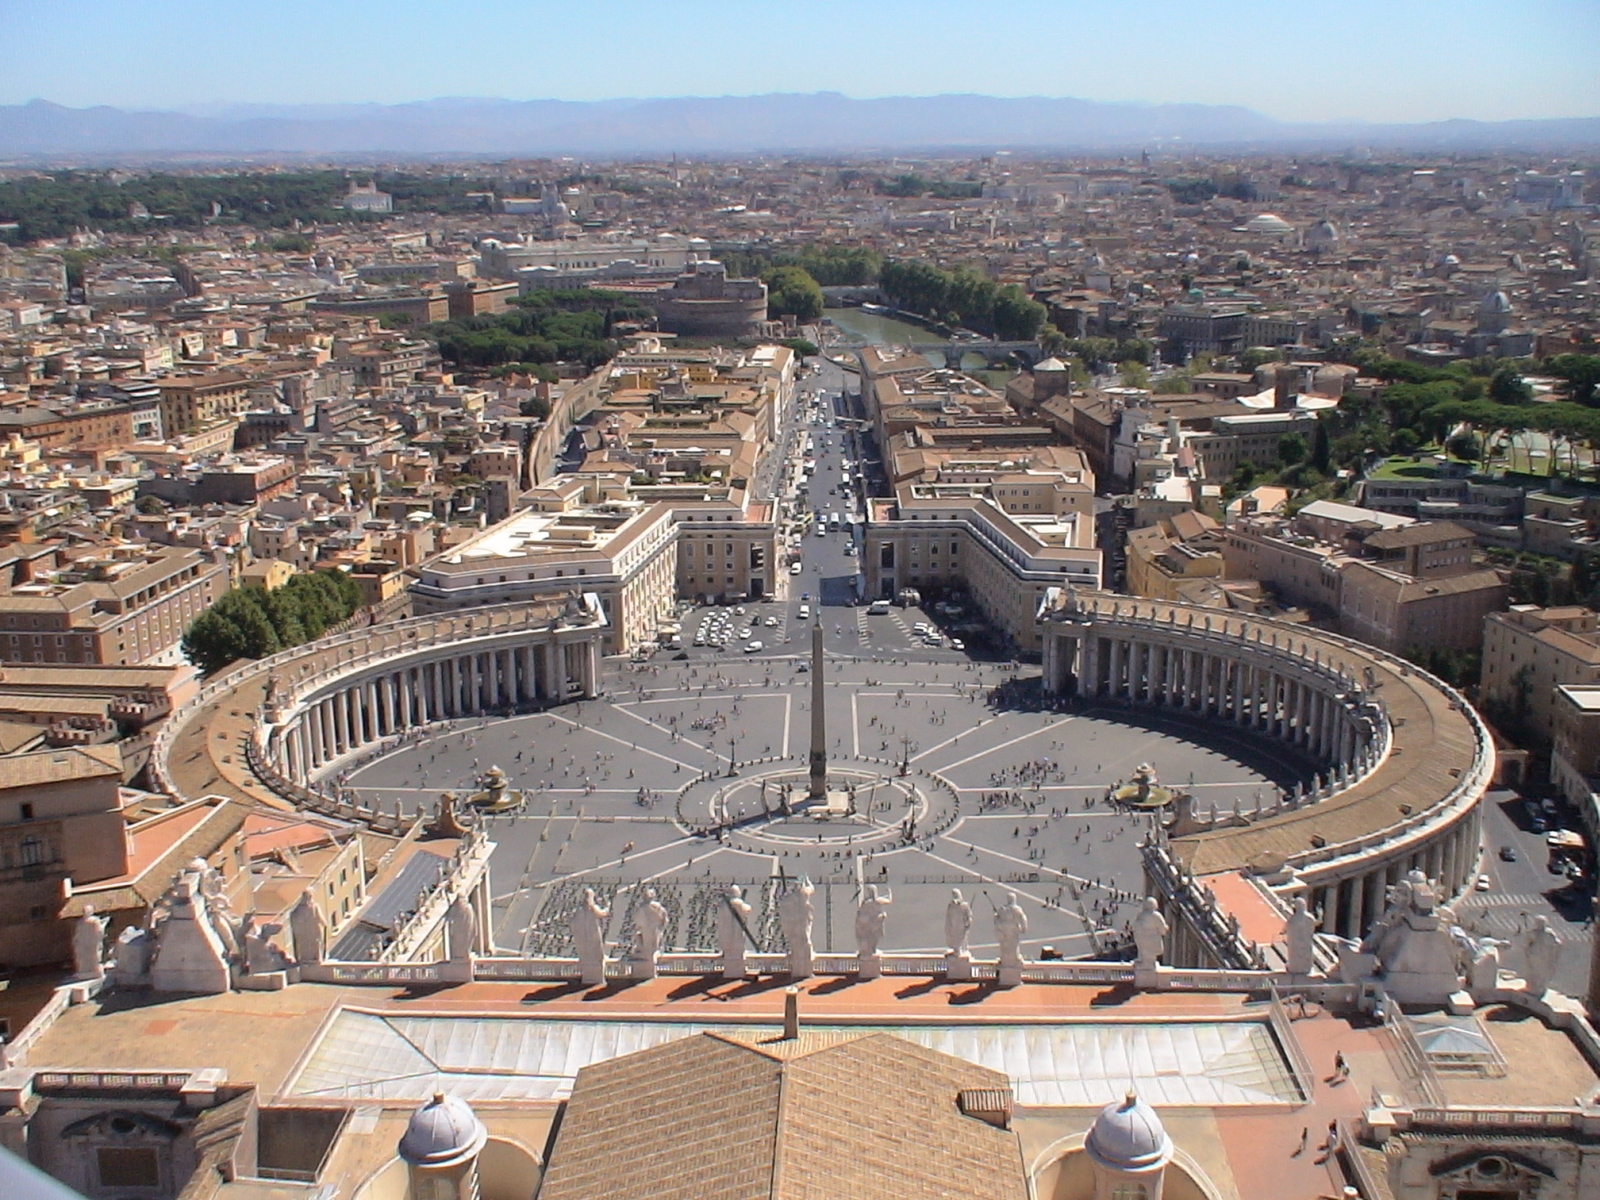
xmin=1479 ymin=290 xmax=1513 ymax=314
xmin=1086 ymin=1091 xmax=1172 ymax=1172
xmin=1033 ymin=357 xmax=1068 ymax=372
xmin=1244 ymin=213 xmax=1294 ymax=235
xmin=399 ymin=1093 xmax=487 ymax=1169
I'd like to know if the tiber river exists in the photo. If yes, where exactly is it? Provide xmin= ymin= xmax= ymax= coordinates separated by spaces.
xmin=822 ymin=307 xmax=1019 ymax=390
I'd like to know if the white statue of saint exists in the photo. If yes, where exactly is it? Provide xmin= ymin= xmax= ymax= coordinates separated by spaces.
xmin=1132 ymin=897 xmax=1169 ymax=969
xmin=1284 ymin=895 xmax=1316 ymax=976
xmin=718 ymin=884 xmax=753 ymax=979
xmin=780 ymin=877 xmax=815 ymax=979
xmin=854 ymin=884 xmax=892 ymax=963
xmin=72 ymin=904 xmax=108 ymax=981
xmin=945 ymin=889 xmax=973 ymax=959
xmin=994 ymin=891 xmax=1028 ymax=967
xmin=1520 ymin=914 xmax=1562 ymax=995
xmin=572 ymin=887 xmax=610 ymax=985
xmin=633 ymin=887 xmax=668 ymax=976
xmin=446 ymin=894 xmax=476 ymax=964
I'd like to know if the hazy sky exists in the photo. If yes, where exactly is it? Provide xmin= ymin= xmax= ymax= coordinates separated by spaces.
xmin=3 ymin=0 xmax=1597 ymax=123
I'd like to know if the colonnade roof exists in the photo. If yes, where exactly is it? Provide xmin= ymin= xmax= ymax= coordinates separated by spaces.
xmin=1041 ymin=592 xmax=1487 ymax=877
xmin=157 ymin=598 xmax=589 ymax=810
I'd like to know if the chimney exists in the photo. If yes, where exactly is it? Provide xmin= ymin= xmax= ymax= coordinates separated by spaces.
xmin=783 ymin=986 xmax=800 ymax=1040
xmin=958 ymin=1087 xmax=1014 ymax=1129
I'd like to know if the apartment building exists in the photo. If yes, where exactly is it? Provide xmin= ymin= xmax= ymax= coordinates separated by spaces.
xmin=1552 ymin=684 xmax=1600 ymax=837
xmin=1223 ymin=515 xmax=1504 ymax=653
xmin=0 ymin=545 xmax=228 ymax=665
xmin=156 ymin=372 xmax=252 ymax=435
xmin=1481 ymin=606 xmax=1600 ymax=745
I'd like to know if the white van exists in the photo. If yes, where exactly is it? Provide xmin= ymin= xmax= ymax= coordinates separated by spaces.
xmin=798 ymin=605 xmax=810 ymax=620
xmin=867 ymin=600 xmax=891 ymax=615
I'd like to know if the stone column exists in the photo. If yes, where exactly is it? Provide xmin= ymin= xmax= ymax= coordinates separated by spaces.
xmin=1348 ymin=872 xmax=1366 ymax=939
xmin=585 ymin=641 xmax=600 ymax=699
xmin=1320 ymin=884 xmax=1338 ymax=933
xmin=332 ymin=691 xmax=350 ymax=756
xmin=1109 ymin=638 xmax=1125 ymax=700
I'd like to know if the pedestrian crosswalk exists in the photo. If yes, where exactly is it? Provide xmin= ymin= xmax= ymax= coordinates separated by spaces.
xmin=1459 ymin=892 xmax=1547 ymax=909
xmin=856 ymin=609 xmax=871 ymax=646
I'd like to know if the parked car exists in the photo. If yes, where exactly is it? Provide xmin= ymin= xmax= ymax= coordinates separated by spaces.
xmin=744 ymin=640 xmax=763 ymax=653
xmin=1475 ymin=874 xmax=1493 ymax=891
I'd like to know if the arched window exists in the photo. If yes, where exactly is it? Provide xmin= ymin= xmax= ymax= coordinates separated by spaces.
xmin=1110 ymin=1186 xmax=1147 ymax=1200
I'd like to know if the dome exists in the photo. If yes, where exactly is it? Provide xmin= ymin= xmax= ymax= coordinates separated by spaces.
xmin=1243 ymin=213 xmax=1294 ymax=235
xmin=399 ymin=1093 xmax=487 ymax=1169
xmin=1033 ymin=357 xmax=1068 ymax=373
xmin=1305 ymin=219 xmax=1339 ymax=249
xmin=1086 ymin=1092 xmax=1172 ymax=1172
xmin=1479 ymin=289 xmax=1513 ymax=314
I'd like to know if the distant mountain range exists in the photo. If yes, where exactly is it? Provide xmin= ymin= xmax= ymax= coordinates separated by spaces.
xmin=1 ymin=94 xmax=1597 ymax=159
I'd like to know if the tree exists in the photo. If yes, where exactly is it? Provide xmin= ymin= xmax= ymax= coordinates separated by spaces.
xmin=1277 ymin=432 xmax=1309 ymax=466
xmin=1488 ymin=366 xmax=1532 ymax=405
xmin=1119 ymin=360 xmax=1150 ymax=389
xmin=1446 ymin=430 xmax=1483 ymax=463
xmin=763 ymin=266 xmax=824 ymax=322
xmin=1546 ymin=354 xmax=1600 ymax=406
xmin=1390 ymin=428 xmax=1422 ymax=455
xmin=1312 ymin=417 xmax=1332 ymax=473
xmin=518 ymin=395 xmax=551 ymax=419
xmin=135 ymin=494 xmax=168 ymax=515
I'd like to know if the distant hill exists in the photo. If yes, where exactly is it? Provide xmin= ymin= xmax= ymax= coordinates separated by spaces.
xmin=1 ymin=93 xmax=1597 ymax=158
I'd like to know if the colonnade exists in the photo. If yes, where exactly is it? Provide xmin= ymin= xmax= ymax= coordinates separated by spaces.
xmin=277 ymin=634 xmax=600 ymax=780
xmin=1043 ymin=627 xmax=1372 ymax=771
xmin=1037 ymin=590 xmax=1494 ymax=947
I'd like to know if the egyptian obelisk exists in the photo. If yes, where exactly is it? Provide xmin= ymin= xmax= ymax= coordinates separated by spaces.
xmin=809 ymin=621 xmax=827 ymax=798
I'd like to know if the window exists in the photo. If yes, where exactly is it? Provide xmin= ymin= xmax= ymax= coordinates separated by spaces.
xmin=19 ymin=802 xmax=33 ymax=820
xmin=19 ymin=835 xmax=45 ymax=866
xmin=98 ymin=1147 xmax=160 ymax=1189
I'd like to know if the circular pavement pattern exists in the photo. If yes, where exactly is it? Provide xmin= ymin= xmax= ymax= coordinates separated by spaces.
xmin=342 ymin=654 xmax=1312 ymax=961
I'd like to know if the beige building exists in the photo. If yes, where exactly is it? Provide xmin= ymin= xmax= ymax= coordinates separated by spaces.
xmin=1481 ymin=606 xmax=1600 ymax=746
xmin=409 ymin=493 xmax=678 ymax=657
xmin=156 ymin=373 xmax=252 ymax=436
xmin=1551 ymin=683 xmax=1600 ymax=837
xmin=0 ymin=545 xmax=228 ymax=665
xmin=0 ymin=745 xmax=126 ymax=966
xmin=1126 ymin=511 xmax=1225 ymax=601
xmin=1223 ymin=516 xmax=1505 ymax=654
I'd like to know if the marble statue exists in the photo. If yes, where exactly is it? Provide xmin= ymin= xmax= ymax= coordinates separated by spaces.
xmin=446 ymin=894 xmax=476 ymax=964
xmin=1357 ymin=869 xmax=1476 ymax=1005
xmin=1284 ymin=895 xmax=1317 ymax=976
xmin=572 ymin=888 xmax=610 ymax=986
xmin=72 ymin=905 xmax=108 ymax=981
xmin=780 ymin=877 xmax=816 ymax=979
xmin=994 ymin=891 xmax=1028 ymax=967
xmin=718 ymin=885 xmax=754 ymax=980
xmin=1520 ymin=915 xmax=1562 ymax=996
xmin=1132 ymin=897 xmax=1169 ymax=969
xmin=854 ymin=885 xmax=892 ymax=976
xmin=1468 ymin=937 xmax=1504 ymax=997
xmin=945 ymin=889 xmax=973 ymax=958
xmin=112 ymin=925 xmax=154 ymax=988
xmin=147 ymin=870 xmax=232 ymax=995
xmin=240 ymin=914 xmax=291 ymax=974
xmin=632 ymin=887 xmax=669 ymax=977
xmin=288 ymin=889 xmax=326 ymax=965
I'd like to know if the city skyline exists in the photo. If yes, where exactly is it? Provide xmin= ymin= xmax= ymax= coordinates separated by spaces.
xmin=2 ymin=0 xmax=1597 ymax=125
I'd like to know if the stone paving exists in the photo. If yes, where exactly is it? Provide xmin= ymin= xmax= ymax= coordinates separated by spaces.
xmin=345 ymin=655 xmax=1312 ymax=960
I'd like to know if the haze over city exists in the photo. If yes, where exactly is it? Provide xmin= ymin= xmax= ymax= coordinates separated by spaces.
xmin=2 ymin=0 xmax=1597 ymax=125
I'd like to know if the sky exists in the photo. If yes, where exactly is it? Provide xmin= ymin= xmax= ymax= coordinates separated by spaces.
xmin=1 ymin=0 xmax=1597 ymax=124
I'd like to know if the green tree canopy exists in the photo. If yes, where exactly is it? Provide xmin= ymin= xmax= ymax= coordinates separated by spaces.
xmin=763 ymin=266 xmax=824 ymax=322
xmin=181 ymin=569 xmax=364 ymax=675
